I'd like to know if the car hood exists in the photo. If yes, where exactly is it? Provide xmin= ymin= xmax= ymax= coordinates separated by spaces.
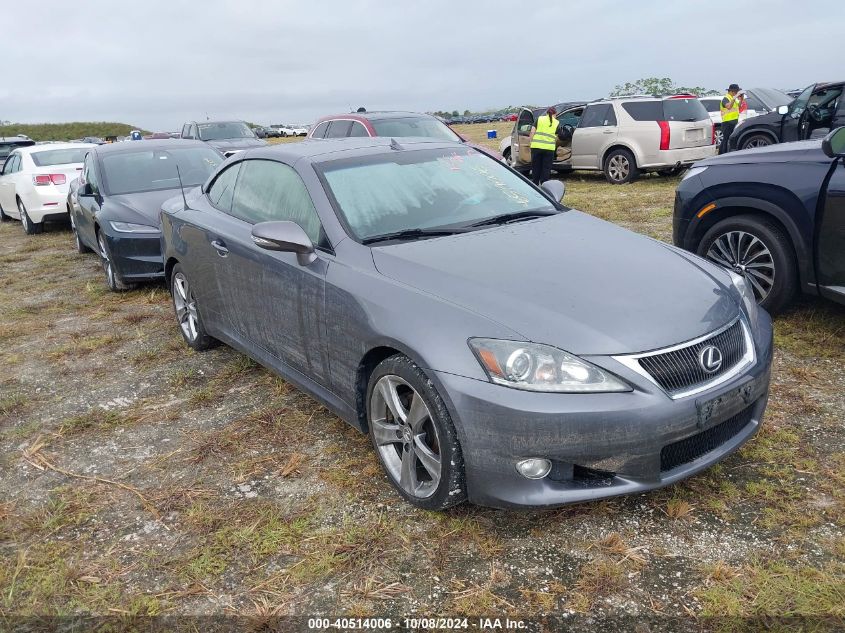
xmin=204 ymin=138 xmax=267 ymax=152
xmin=108 ymin=188 xmax=188 ymax=227
xmin=371 ymin=211 xmax=738 ymax=355
xmin=698 ymin=138 xmax=825 ymax=166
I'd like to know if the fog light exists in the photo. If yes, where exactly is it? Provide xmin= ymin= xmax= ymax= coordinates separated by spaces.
xmin=516 ymin=458 xmax=552 ymax=479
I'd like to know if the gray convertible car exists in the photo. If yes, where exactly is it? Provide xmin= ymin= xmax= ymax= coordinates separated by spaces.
xmin=160 ymin=137 xmax=773 ymax=510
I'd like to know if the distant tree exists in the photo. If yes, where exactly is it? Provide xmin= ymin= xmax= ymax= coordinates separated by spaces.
xmin=451 ymin=110 xmax=459 ymax=118
xmin=610 ymin=77 xmax=719 ymax=97
xmin=463 ymin=110 xmax=471 ymax=116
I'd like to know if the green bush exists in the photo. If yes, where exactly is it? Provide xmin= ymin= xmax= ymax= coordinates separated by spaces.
xmin=0 ymin=122 xmax=150 ymax=142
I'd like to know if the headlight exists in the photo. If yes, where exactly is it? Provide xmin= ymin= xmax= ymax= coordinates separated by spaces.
xmin=469 ymin=339 xmax=631 ymax=393
xmin=682 ymin=166 xmax=707 ymax=181
xmin=730 ymin=271 xmax=759 ymax=327
xmin=109 ymin=221 xmax=160 ymax=234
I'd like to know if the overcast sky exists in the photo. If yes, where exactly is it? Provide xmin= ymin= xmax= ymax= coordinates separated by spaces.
xmin=2 ymin=0 xmax=841 ymax=131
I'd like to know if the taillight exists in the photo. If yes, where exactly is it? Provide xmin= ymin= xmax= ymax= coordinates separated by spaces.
xmin=32 ymin=174 xmax=66 ymax=186
xmin=658 ymin=121 xmax=670 ymax=151
xmin=712 ymin=123 xmax=717 ymax=145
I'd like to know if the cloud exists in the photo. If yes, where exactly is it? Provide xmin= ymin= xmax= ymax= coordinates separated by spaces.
xmin=2 ymin=0 xmax=841 ymax=130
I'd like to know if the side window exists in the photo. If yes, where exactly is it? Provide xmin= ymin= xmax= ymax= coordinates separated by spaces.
xmin=84 ymin=155 xmax=100 ymax=193
xmin=621 ymin=101 xmax=663 ymax=121
xmin=557 ymin=108 xmax=582 ymax=128
xmin=207 ymin=162 xmax=241 ymax=212
xmin=517 ymin=110 xmax=534 ymax=135
xmin=349 ymin=121 xmax=369 ymax=137
xmin=5 ymin=154 xmax=20 ymax=174
xmin=579 ymin=104 xmax=614 ymax=128
xmin=325 ymin=120 xmax=352 ymax=138
xmin=311 ymin=121 xmax=330 ymax=138
xmin=181 ymin=124 xmax=192 ymax=139
xmin=229 ymin=160 xmax=323 ymax=243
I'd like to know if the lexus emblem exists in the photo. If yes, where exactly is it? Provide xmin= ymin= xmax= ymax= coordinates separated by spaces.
xmin=699 ymin=345 xmax=723 ymax=373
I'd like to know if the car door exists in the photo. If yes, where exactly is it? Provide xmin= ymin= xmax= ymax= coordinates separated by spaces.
xmin=214 ymin=158 xmax=331 ymax=386
xmin=0 ymin=153 xmax=20 ymax=214
xmin=513 ymin=108 xmax=534 ymax=167
xmin=571 ymin=104 xmax=618 ymax=169
xmin=816 ymin=157 xmax=845 ymax=303
xmin=554 ymin=106 xmax=583 ymax=164
xmin=781 ymin=84 xmax=814 ymax=143
xmin=75 ymin=153 xmax=102 ymax=249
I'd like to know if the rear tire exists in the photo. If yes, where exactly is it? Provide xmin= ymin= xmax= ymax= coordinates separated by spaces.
xmin=366 ymin=355 xmax=466 ymax=510
xmin=170 ymin=263 xmax=218 ymax=351
xmin=18 ymin=200 xmax=43 ymax=235
xmin=69 ymin=210 xmax=91 ymax=253
xmin=603 ymin=148 xmax=639 ymax=184
xmin=697 ymin=214 xmax=797 ymax=315
xmin=740 ymin=134 xmax=773 ymax=150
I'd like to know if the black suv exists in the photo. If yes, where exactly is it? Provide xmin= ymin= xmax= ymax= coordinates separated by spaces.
xmin=0 ymin=136 xmax=35 ymax=165
xmin=674 ymin=127 xmax=845 ymax=314
xmin=728 ymin=82 xmax=844 ymax=151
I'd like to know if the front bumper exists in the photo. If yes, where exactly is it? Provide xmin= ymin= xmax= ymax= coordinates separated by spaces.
xmin=103 ymin=231 xmax=165 ymax=281
xmin=435 ymin=312 xmax=773 ymax=509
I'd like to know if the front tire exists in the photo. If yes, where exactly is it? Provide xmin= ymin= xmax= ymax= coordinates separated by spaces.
xmin=740 ymin=134 xmax=773 ymax=150
xmin=18 ymin=200 xmax=43 ymax=235
xmin=603 ymin=148 xmax=639 ymax=184
xmin=367 ymin=355 xmax=466 ymax=510
xmin=697 ymin=214 xmax=797 ymax=314
xmin=97 ymin=231 xmax=133 ymax=291
xmin=170 ymin=264 xmax=218 ymax=351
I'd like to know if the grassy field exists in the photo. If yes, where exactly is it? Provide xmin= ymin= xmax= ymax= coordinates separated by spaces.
xmin=0 ymin=126 xmax=843 ymax=630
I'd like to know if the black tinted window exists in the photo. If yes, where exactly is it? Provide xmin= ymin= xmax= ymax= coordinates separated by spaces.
xmin=622 ymin=101 xmax=663 ymax=121
xmin=230 ymin=159 xmax=322 ymax=242
xmin=311 ymin=121 xmax=329 ymax=138
xmin=744 ymin=94 xmax=765 ymax=112
xmin=101 ymin=147 xmax=223 ymax=196
xmin=325 ymin=120 xmax=353 ymax=138
xmin=197 ymin=121 xmax=254 ymax=141
xmin=83 ymin=154 xmax=100 ymax=193
xmin=663 ymin=98 xmax=709 ymax=122
xmin=579 ymin=104 xmax=615 ymax=128
xmin=207 ymin=162 xmax=241 ymax=212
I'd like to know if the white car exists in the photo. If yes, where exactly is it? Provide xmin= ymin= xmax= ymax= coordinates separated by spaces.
xmin=0 ymin=142 xmax=93 ymax=234
xmin=288 ymin=124 xmax=308 ymax=136
xmin=271 ymin=125 xmax=296 ymax=137
xmin=699 ymin=88 xmax=791 ymax=147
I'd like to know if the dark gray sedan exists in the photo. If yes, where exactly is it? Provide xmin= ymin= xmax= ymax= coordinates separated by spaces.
xmin=160 ymin=137 xmax=773 ymax=510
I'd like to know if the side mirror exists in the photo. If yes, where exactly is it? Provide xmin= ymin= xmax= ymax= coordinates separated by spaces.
xmin=777 ymin=105 xmax=789 ymax=115
xmin=252 ymin=220 xmax=316 ymax=265
xmin=822 ymin=126 xmax=845 ymax=158
xmin=541 ymin=179 xmax=565 ymax=202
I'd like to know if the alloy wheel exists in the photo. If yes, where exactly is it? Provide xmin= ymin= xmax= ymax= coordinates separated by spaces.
xmin=745 ymin=137 xmax=770 ymax=149
xmin=98 ymin=233 xmax=116 ymax=289
xmin=607 ymin=155 xmax=629 ymax=182
xmin=715 ymin=129 xmax=724 ymax=147
xmin=18 ymin=201 xmax=30 ymax=232
xmin=705 ymin=230 xmax=775 ymax=302
xmin=370 ymin=375 xmax=442 ymax=499
xmin=172 ymin=272 xmax=199 ymax=342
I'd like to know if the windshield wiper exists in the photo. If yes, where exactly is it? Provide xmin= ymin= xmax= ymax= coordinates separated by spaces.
xmin=361 ymin=227 xmax=469 ymax=245
xmin=466 ymin=209 xmax=558 ymax=228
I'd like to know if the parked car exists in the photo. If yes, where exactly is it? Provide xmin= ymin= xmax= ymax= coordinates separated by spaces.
xmin=70 ymin=140 xmax=223 ymax=290
xmin=700 ymin=88 xmax=791 ymax=147
xmin=80 ymin=136 xmax=105 ymax=145
xmin=674 ymin=127 xmax=845 ymax=314
xmin=159 ymin=136 xmax=771 ymax=510
xmin=288 ymin=124 xmax=308 ymax=137
xmin=271 ymin=125 xmax=296 ymax=137
xmin=252 ymin=126 xmax=268 ymax=139
xmin=180 ymin=120 xmax=267 ymax=157
xmin=0 ymin=136 xmax=35 ymax=165
xmin=144 ymin=132 xmax=172 ymax=140
xmin=728 ymin=82 xmax=844 ymax=151
xmin=501 ymin=96 xmax=716 ymax=183
xmin=0 ymin=142 xmax=94 ymax=234
xmin=308 ymin=111 xmax=500 ymax=159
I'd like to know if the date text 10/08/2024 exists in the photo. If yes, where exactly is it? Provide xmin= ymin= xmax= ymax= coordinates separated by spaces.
xmin=307 ymin=618 xmax=528 ymax=630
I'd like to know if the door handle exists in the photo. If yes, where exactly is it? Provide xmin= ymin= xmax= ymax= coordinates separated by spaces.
xmin=603 ymin=129 xmax=614 ymax=134
xmin=210 ymin=240 xmax=229 ymax=257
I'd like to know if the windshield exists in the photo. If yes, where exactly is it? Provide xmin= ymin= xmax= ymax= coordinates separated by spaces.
xmin=663 ymin=98 xmax=709 ymax=121
xmin=370 ymin=117 xmax=459 ymax=142
xmin=753 ymin=88 xmax=791 ymax=109
xmin=100 ymin=147 xmax=223 ymax=195
xmin=198 ymin=121 xmax=255 ymax=141
xmin=31 ymin=148 xmax=89 ymax=167
xmin=320 ymin=147 xmax=556 ymax=241
xmin=700 ymin=99 xmax=721 ymax=113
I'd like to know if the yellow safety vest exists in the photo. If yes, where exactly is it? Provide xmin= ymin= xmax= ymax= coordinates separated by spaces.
xmin=720 ymin=94 xmax=740 ymax=122
xmin=530 ymin=115 xmax=559 ymax=151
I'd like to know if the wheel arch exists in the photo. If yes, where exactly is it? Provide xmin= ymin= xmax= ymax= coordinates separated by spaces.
xmin=690 ymin=197 xmax=811 ymax=288
xmin=736 ymin=127 xmax=778 ymax=150
xmin=354 ymin=345 xmax=406 ymax=432
xmin=602 ymin=143 xmax=640 ymax=169
xmin=164 ymin=257 xmax=180 ymax=288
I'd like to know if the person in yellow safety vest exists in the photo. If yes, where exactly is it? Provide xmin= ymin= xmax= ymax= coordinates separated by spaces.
xmin=719 ymin=83 xmax=745 ymax=155
xmin=528 ymin=106 xmax=559 ymax=185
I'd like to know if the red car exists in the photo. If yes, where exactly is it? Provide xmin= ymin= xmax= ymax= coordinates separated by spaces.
xmin=308 ymin=111 xmax=501 ymax=159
